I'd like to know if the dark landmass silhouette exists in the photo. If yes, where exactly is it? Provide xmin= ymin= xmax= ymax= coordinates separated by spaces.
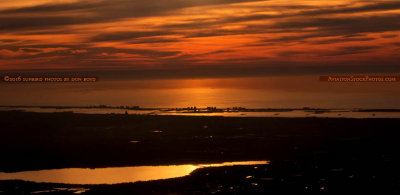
xmin=0 ymin=111 xmax=399 ymax=194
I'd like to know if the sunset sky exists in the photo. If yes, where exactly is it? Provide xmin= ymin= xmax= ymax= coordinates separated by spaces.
xmin=1 ymin=0 xmax=399 ymax=75
xmin=0 ymin=0 xmax=399 ymax=108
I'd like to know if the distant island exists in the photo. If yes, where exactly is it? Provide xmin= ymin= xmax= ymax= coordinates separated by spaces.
xmin=1 ymin=105 xmax=400 ymax=114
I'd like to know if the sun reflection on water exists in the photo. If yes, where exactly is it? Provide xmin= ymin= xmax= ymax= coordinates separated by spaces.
xmin=0 ymin=161 xmax=269 ymax=184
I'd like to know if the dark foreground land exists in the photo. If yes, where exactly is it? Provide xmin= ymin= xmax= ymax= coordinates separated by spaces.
xmin=0 ymin=111 xmax=400 ymax=194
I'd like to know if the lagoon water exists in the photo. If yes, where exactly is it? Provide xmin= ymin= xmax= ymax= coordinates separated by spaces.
xmin=0 ymin=161 xmax=269 ymax=184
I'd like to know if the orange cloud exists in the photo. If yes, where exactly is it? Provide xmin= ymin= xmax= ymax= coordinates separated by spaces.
xmin=0 ymin=0 xmax=399 ymax=74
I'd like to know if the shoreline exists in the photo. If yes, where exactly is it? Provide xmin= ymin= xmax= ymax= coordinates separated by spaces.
xmin=1 ymin=108 xmax=399 ymax=119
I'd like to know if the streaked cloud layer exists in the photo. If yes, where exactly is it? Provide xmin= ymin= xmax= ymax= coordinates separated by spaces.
xmin=1 ymin=0 xmax=399 ymax=76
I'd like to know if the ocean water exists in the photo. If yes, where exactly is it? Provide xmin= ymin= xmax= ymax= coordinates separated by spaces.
xmin=0 ymin=76 xmax=399 ymax=109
